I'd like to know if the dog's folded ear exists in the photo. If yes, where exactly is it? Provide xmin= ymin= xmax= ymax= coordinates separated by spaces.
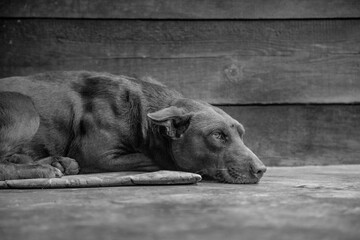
xmin=147 ymin=106 xmax=192 ymax=139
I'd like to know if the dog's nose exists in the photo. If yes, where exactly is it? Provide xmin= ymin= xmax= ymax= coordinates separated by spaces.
xmin=242 ymin=145 xmax=267 ymax=178
xmin=250 ymin=163 xmax=267 ymax=178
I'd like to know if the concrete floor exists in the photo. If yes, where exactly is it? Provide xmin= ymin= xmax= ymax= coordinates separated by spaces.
xmin=1 ymin=165 xmax=360 ymax=240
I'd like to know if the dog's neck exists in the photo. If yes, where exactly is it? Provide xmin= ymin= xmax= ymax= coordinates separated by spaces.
xmin=140 ymin=122 xmax=179 ymax=170
xmin=136 ymin=82 xmax=183 ymax=170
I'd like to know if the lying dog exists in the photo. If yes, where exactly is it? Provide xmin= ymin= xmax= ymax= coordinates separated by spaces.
xmin=0 ymin=71 xmax=266 ymax=183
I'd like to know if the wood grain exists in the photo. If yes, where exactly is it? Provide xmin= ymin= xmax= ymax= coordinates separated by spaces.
xmin=219 ymin=105 xmax=360 ymax=166
xmin=1 ymin=19 xmax=360 ymax=104
xmin=1 ymin=0 xmax=360 ymax=19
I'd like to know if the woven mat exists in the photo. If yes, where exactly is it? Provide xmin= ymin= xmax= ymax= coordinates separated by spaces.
xmin=0 ymin=171 xmax=202 ymax=189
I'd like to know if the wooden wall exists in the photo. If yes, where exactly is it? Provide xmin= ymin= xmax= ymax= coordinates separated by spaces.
xmin=1 ymin=0 xmax=359 ymax=166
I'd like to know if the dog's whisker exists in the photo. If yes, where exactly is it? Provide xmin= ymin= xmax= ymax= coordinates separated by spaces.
xmin=195 ymin=169 xmax=207 ymax=175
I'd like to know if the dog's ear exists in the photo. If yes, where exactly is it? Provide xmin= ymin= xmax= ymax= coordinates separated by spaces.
xmin=147 ymin=106 xmax=192 ymax=139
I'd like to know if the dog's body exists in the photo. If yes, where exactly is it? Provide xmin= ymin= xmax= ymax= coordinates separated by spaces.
xmin=0 ymin=71 xmax=266 ymax=183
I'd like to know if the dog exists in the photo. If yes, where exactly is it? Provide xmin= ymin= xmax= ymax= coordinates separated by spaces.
xmin=0 ymin=71 xmax=266 ymax=183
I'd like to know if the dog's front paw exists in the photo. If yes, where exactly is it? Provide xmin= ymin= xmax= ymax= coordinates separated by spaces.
xmin=50 ymin=157 xmax=80 ymax=175
xmin=34 ymin=164 xmax=64 ymax=178
xmin=37 ymin=156 xmax=80 ymax=175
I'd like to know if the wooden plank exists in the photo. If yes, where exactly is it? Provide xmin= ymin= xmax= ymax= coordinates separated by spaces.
xmin=219 ymin=105 xmax=360 ymax=166
xmin=1 ymin=0 xmax=360 ymax=19
xmin=1 ymin=19 xmax=360 ymax=104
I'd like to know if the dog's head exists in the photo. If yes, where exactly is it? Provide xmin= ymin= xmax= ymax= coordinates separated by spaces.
xmin=148 ymin=99 xmax=266 ymax=184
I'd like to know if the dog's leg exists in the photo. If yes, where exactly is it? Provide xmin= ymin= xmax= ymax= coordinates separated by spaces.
xmin=1 ymin=154 xmax=64 ymax=181
xmin=0 ymin=155 xmax=79 ymax=181
xmin=0 ymin=161 xmax=64 ymax=181
xmin=95 ymin=153 xmax=160 ymax=172
xmin=0 ymin=92 xmax=76 ymax=180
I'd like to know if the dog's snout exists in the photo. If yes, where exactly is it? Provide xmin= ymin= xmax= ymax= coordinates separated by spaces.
xmin=242 ymin=146 xmax=267 ymax=178
xmin=249 ymin=155 xmax=267 ymax=178
xmin=251 ymin=164 xmax=267 ymax=176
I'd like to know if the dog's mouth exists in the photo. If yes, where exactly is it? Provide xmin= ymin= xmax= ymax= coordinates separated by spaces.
xmin=210 ymin=167 xmax=262 ymax=184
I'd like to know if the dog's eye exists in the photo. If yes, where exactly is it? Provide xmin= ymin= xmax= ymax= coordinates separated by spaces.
xmin=212 ymin=132 xmax=226 ymax=142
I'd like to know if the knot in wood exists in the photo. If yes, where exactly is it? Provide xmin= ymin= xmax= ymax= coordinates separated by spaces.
xmin=224 ymin=64 xmax=242 ymax=83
